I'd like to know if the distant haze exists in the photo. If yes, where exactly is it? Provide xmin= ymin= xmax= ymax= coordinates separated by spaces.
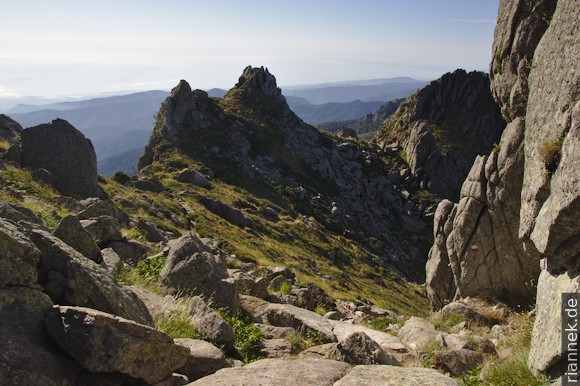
xmin=0 ymin=1 xmax=498 ymax=98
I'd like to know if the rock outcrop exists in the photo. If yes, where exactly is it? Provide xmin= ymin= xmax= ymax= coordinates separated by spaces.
xmin=0 ymin=114 xmax=23 ymax=142
xmin=21 ymin=119 xmax=103 ymax=199
xmin=427 ymin=0 xmax=578 ymax=379
xmin=375 ymin=70 xmax=506 ymax=201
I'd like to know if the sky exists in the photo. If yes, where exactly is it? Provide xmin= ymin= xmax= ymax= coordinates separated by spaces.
xmin=0 ymin=0 xmax=499 ymax=98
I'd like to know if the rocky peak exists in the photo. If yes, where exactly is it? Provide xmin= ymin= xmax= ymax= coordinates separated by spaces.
xmin=375 ymin=69 xmax=505 ymax=201
xmin=224 ymin=66 xmax=287 ymax=106
xmin=0 ymin=114 xmax=23 ymax=142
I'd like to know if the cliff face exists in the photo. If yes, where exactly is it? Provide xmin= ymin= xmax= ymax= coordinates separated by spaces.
xmin=375 ymin=70 xmax=505 ymax=201
xmin=426 ymin=0 xmax=578 ymax=378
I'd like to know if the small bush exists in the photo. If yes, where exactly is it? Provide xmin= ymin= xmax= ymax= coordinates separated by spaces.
xmin=412 ymin=189 xmax=437 ymax=205
xmin=539 ymin=137 xmax=563 ymax=173
xmin=136 ymin=255 xmax=166 ymax=279
xmin=491 ymin=142 xmax=501 ymax=153
xmin=278 ymin=281 xmax=292 ymax=295
xmin=224 ymin=313 xmax=264 ymax=363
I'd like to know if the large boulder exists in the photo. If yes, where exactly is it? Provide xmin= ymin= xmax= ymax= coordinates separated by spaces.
xmin=434 ymin=349 xmax=484 ymax=377
xmin=0 ymin=288 xmax=82 ymax=386
xmin=177 ymin=168 xmax=211 ymax=188
xmin=159 ymin=231 xmax=239 ymax=313
xmin=20 ymin=119 xmax=103 ymax=199
xmin=44 ymin=306 xmax=189 ymax=384
xmin=262 ymin=303 xmax=336 ymax=343
xmin=331 ymin=331 xmax=400 ymax=366
xmin=77 ymin=199 xmax=129 ymax=226
xmin=186 ymin=358 xmax=350 ymax=386
xmin=174 ymin=338 xmax=229 ymax=381
xmin=330 ymin=321 xmax=407 ymax=355
xmin=397 ymin=316 xmax=438 ymax=351
xmin=30 ymin=228 xmax=153 ymax=326
xmin=188 ymin=296 xmax=235 ymax=349
xmin=0 ymin=218 xmax=40 ymax=288
xmin=80 ymin=215 xmax=123 ymax=248
xmin=54 ymin=215 xmax=102 ymax=263
xmin=200 ymin=197 xmax=254 ymax=229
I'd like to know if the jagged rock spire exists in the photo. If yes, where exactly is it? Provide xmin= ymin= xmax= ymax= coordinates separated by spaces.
xmin=225 ymin=66 xmax=287 ymax=105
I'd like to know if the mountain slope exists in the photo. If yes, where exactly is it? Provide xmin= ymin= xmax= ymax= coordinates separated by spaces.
xmin=139 ymin=66 xmax=436 ymax=296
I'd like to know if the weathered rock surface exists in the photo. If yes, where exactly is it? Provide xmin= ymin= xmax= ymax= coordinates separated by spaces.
xmin=77 ymin=199 xmax=129 ymax=226
xmin=31 ymin=228 xmax=153 ymax=325
xmin=334 ymin=365 xmax=458 ymax=386
xmin=440 ymin=301 xmax=499 ymax=327
xmin=428 ymin=0 xmax=578 ymax=380
xmin=177 ymin=168 xmax=211 ymax=188
xmin=189 ymin=296 xmax=235 ymax=349
xmin=0 ymin=287 xmax=82 ymax=386
xmin=160 ymin=231 xmax=239 ymax=312
xmin=332 ymin=332 xmax=400 ymax=366
xmin=434 ymin=349 xmax=484 ymax=377
xmin=0 ymin=217 xmax=40 ymax=288
xmin=200 ymin=197 xmax=254 ymax=229
xmin=174 ymin=338 xmax=229 ymax=381
xmin=80 ymin=215 xmax=123 ymax=248
xmin=21 ymin=119 xmax=102 ymax=199
xmin=0 ymin=114 xmax=23 ymax=141
xmin=331 ymin=321 xmax=407 ymax=355
xmin=54 ymin=215 xmax=102 ymax=263
xmin=186 ymin=358 xmax=350 ymax=386
xmin=259 ymin=338 xmax=293 ymax=359
xmin=45 ymin=306 xmax=189 ymax=384
xmin=375 ymin=69 xmax=505 ymax=201
xmin=529 ymin=265 xmax=579 ymax=374
xmin=397 ymin=316 xmax=438 ymax=351
xmin=262 ymin=303 xmax=336 ymax=343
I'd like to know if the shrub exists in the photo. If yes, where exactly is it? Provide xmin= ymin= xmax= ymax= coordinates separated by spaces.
xmin=136 ymin=255 xmax=166 ymax=279
xmin=224 ymin=313 xmax=264 ymax=363
xmin=278 ymin=281 xmax=292 ymax=295
xmin=539 ymin=137 xmax=563 ymax=174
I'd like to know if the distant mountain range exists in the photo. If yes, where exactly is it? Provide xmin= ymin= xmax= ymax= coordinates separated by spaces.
xmin=2 ymin=77 xmax=429 ymax=175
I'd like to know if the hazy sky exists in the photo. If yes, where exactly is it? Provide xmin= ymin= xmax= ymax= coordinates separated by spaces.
xmin=0 ymin=0 xmax=499 ymax=98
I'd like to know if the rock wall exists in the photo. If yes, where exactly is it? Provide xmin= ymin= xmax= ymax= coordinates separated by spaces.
xmin=375 ymin=70 xmax=506 ymax=201
xmin=427 ymin=0 xmax=578 ymax=379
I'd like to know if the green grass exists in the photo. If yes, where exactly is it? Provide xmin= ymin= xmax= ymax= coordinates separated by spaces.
xmin=419 ymin=338 xmax=442 ymax=368
xmin=157 ymin=311 xmax=202 ymax=339
xmin=367 ymin=316 xmax=399 ymax=332
xmin=483 ymin=348 xmax=549 ymax=386
xmin=430 ymin=312 xmax=466 ymax=332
